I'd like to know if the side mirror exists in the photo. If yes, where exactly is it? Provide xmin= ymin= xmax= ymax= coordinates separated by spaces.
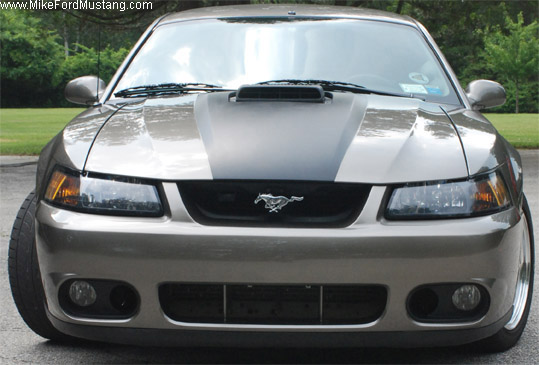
xmin=465 ymin=80 xmax=506 ymax=110
xmin=65 ymin=76 xmax=106 ymax=105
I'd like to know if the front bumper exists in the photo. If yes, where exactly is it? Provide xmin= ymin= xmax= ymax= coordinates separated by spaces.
xmin=46 ymin=308 xmax=512 ymax=347
xmin=36 ymin=184 xmax=524 ymax=346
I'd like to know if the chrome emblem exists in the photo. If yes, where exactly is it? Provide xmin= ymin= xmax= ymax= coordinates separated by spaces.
xmin=254 ymin=193 xmax=304 ymax=213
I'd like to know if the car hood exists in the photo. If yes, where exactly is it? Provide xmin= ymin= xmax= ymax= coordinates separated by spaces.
xmin=83 ymin=93 xmax=468 ymax=183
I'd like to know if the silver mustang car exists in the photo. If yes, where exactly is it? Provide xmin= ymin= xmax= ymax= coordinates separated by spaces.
xmin=9 ymin=5 xmax=534 ymax=351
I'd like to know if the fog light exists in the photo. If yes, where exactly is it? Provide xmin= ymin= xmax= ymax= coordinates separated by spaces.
xmin=452 ymin=285 xmax=481 ymax=311
xmin=69 ymin=280 xmax=97 ymax=307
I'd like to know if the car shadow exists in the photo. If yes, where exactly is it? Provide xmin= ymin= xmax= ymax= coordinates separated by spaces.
xmin=40 ymin=341 xmax=499 ymax=364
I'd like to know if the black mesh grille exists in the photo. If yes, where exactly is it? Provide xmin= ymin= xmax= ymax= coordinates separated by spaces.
xmin=235 ymin=85 xmax=325 ymax=103
xmin=160 ymin=284 xmax=223 ymax=323
xmin=177 ymin=181 xmax=371 ymax=228
xmin=159 ymin=284 xmax=387 ymax=325
xmin=228 ymin=285 xmax=320 ymax=324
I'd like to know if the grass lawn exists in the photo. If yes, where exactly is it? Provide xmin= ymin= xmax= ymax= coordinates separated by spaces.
xmin=485 ymin=113 xmax=539 ymax=149
xmin=0 ymin=109 xmax=537 ymax=155
xmin=0 ymin=108 xmax=84 ymax=155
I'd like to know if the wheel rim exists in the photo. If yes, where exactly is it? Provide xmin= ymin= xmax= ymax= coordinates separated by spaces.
xmin=505 ymin=213 xmax=532 ymax=331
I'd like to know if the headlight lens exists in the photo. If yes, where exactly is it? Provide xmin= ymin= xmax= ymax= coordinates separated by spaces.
xmin=44 ymin=169 xmax=163 ymax=216
xmin=386 ymin=172 xmax=511 ymax=219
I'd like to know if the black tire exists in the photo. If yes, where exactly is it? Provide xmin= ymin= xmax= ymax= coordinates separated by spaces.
xmin=478 ymin=195 xmax=535 ymax=352
xmin=8 ymin=191 xmax=70 ymax=341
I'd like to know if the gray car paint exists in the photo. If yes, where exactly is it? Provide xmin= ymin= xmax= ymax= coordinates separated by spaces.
xmin=37 ymin=5 xmax=511 ymax=190
xmin=39 ymin=6 xmax=509 ymax=189
xmin=447 ymin=109 xmax=515 ymax=176
xmin=466 ymin=80 xmax=507 ymax=110
xmin=82 ymin=93 xmax=468 ymax=183
xmin=84 ymin=95 xmax=212 ymax=180
xmin=36 ymin=104 xmax=122 ymax=195
xmin=30 ymin=4 xmax=530 ymax=346
xmin=158 ymin=4 xmax=418 ymax=28
xmin=194 ymin=91 xmax=365 ymax=181
xmin=335 ymin=98 xmax=468 ymax=183
xmin=64 ymin=76 xmax=106 ymax=105
xmin=36 ymin=187 xmax=522 ymax=332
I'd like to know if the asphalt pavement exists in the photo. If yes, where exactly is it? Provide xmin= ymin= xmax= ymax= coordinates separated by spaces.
xmin=0 ymin=151 xmax=538 ymax=364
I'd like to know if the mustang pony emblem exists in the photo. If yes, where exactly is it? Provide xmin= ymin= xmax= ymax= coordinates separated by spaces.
xmin=254 ymin=193 xmax=304 ymax=213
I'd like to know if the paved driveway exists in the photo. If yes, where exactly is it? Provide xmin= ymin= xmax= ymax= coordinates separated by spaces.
xmin=0 ymin=151 xmax=537 ymax=363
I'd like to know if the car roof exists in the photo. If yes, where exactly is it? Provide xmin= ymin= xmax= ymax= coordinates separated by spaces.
xmin=159 ymin=4 xmax=417 ymax=28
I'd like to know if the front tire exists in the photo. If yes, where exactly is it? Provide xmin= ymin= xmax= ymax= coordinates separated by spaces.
xmin=8 ymin=191 xmax=69 ymax=341
xmin=479 ymin=195 xmax=535 ymax=352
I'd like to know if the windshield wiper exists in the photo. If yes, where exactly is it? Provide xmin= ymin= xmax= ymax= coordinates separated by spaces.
xmin=256 ymin=79 xmax=424 ymax=100
xmin=114 ymin=83 xmax=234 ymax=98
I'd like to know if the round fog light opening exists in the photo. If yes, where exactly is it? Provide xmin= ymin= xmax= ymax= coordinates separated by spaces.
xmin=68 ymin=280 xmax=97 ymax=307
xmin=452 ymin=284 xmax=481 ymax=311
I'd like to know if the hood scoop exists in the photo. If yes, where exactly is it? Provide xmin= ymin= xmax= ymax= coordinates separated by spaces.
xmin=234 ymin=85 xmax=327 ymax=103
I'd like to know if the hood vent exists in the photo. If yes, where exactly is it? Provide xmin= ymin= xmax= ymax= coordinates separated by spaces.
xmin=234 ymin=85 xmax=326 ymax=103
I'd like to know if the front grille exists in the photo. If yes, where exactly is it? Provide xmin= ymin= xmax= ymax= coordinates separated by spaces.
xmin=159 ymin=284 xmax=387 ymax=325
xmin=177 ymin=181 xmax=371 ymax=228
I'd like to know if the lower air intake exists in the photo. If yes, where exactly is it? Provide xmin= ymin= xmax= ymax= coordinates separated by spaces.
xmin=159 ymin=284 xmax=387 ymax=325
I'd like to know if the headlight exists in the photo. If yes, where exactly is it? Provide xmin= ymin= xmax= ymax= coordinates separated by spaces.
xmin=385 ymin=172 xmax=511 ymax=220
xmin=44 ymin=169 xmax=163 ymax=217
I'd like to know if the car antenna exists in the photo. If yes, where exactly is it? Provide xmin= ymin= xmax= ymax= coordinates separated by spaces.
xmin=96 ymin=23 xmax=101 ymax=103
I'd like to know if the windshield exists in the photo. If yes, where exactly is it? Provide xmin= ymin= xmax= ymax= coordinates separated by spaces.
xmin=113 ymin=17 xmax=460 ymax=104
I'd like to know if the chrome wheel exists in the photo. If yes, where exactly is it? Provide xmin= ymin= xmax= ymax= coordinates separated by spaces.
xmin=505 ymin=213 xmax=532 ymax=331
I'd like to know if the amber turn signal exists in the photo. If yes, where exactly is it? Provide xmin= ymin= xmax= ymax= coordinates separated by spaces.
xmin=44 ymin=170 xmax=80 ymax=207
xmin=472 ymin=173 xmax=510 ymax=212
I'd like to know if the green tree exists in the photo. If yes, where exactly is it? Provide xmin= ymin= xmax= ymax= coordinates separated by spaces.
xmin=56 ymin=44 xmax=129 ymax=87
xmin=2 ymin=1 xmax=538 ymax=108
xmin=0 ymin=10 xmax=63 ymax=107
xmin=482 ymin=12 xmax=538 ymax=113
